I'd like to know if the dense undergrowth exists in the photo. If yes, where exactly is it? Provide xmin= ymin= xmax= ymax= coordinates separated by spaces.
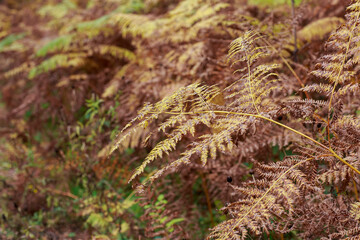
xmin=1 ymin=0 xmax=360 ymax=239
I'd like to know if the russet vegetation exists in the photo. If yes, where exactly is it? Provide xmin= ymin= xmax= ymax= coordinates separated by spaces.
xmin=1 ymin=0 xmax=360 ymax=239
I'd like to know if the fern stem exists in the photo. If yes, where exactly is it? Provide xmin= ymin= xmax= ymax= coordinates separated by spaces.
xmin=260 ymin=36 xmax=310 ymax=99
xmin=223 ymin=111 xmax=360 ymax=175
xmin=327 ymin=148 xmax=360 ymax=176
xmin=291 ymin=0 xmax=298 ymax=62
xmin=352 ymin=171 xmax=359 ymax=201
xmin=199 ymin=171 xmax=215 ymax=227
xmin=153 ymin=110 xmax=360 ymax=175
xmin=245 ymin=52 xmax=260 ymax=114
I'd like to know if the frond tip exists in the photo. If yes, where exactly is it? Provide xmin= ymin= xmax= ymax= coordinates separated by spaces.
xmin=227 ymin=31 xmax=280 ymax=114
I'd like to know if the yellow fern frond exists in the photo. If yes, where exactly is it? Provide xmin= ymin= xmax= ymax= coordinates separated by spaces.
xmin=299 ymin=17 xmax=344 ymax=43
xmin=96 ymin=44 xmax=136 ymax=61
xmin=227 ymin=31 xmax=280 ymax=114
xmin=28 ymin=53 xmax=87 ymax=79
xmin=3 ymin=62 xmax=34 ymax=79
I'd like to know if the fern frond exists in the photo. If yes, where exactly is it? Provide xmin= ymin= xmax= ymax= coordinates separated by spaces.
xmin=300 ymin=83 xmax=333 ymax=95
xmin=0 ymin=32 xmax=26 ymax=52
xmin=209 ymin=158 xmax=312 ymax=239
xmin=110 ymin=83 xmax=218 ymax=153
xmin=35 ymin=34 xmax=74 ymax=57
xmin=333 ymin=115 xmax=360 ymax=148
xmin=310 ymin=0 xmax=360 ymax=109
xmin=336 ymin=83 xmax=360 ymax=96
xmin=3 ymin=62 xmax=34 ymax=79
xmin=155 ymin=0 xmax=229 ymax=43
xmin=37 ymin=0 xmax=76 ymax=19
xmin=297 ymin=17 xmax=344 ymax=44
xmin=226 ymin=31 xmax=280 ymax=114
xmin=350 ymin=202 xmax=360 ymax=220
xmin=95 ymin=44 xmax=136 ymax=61
xmin=124 ymin=88 xmax=224 ymax=182
xmin=319 ymin=156 xmax=359 ymax=186
xmin=327 ymin=227 xmax=360 ymax=239
xmin=28 ymin=53 xmax=87 ymax=79
xmin=111 ymin=14 xmax=154 ymax=38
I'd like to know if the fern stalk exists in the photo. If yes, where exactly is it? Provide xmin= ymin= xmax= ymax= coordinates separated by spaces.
xmin=260 ymin=35 xmax=310 ymax=99
xmin=200 ymin=171 xmax=215 ymax=227
xmin=149 ymin=110 xmax=360 ymax=175
xmin=352 ymin=171 xmax=359 ymax=201
xmin=245 ymin=52 xmax=260 ymax=114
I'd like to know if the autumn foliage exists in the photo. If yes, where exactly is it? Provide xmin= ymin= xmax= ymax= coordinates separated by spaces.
xmin=1 ymin=0 xmax=360 ymax=239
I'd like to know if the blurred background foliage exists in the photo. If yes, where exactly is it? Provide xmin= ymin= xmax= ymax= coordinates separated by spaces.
xmin=0 ymin=0 xmax=352 ymax=239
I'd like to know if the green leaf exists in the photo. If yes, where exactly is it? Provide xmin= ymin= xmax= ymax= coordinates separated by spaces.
xmin=0 ymin=33 xmax=26 ymax=51
xmin=68 ymin=232 xmax=76 ymax=237
xmin=36 ymin=35 xmax=73 ymax=57
xmin=165 ymin=218 xmax=185 ymax=229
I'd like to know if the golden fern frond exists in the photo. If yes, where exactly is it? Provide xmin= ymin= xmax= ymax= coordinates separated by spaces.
xmin=3 ymin=62 xmax=34 ymax=79
xmin=29 ymin=44 xmax=134 ymax=79
xmin=93 ymin=44 xmax=136 ymax=61
xmin=109 ymin=13 xmax=154 ymax=38
xmin=28 ymin=53 xmax=88 ymax=79
xmin=120 ymin=84 xmax=222 ymax=183
xmin=300 ymin=83 xmax=333 ymax=95
xmin=110 ymin=82 xmax=219 ymax=153
xmin=37 ymin=0 xmax=76 ymax=19
xmin=226 ymin=31 xmax=280 ymax=114
xmin=350 ymin=202 xmax=360 ymax=220
xmin=167 ymin=0 xmax=228 ymax=24
xmin=298 ymin=17 xmax=344 ymax=43
xmin=155 ymin=0 xmax=229 ymax=43
xmin=62 ymin=10 xmax=152 ymax=39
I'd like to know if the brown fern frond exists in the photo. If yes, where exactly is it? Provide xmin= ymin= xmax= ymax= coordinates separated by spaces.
xmin=327 ymin=227 xmax=360 ymax=240
xmin=310 ymin=0 xmax=360 ymax=110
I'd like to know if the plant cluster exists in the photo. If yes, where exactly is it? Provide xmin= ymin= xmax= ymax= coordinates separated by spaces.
xmin=0 ymin=0 xmax=359 ymax=239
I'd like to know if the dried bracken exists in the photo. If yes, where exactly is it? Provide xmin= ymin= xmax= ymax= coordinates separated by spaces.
xmin=1 ymin=0 xmax=360 ymax=239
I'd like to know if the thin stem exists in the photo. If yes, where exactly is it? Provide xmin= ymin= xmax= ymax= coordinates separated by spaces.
xmin=149 ymin=110 xmax=360 ymax=175
xmin=200 ymin=171 xmax=215 ymax=227
xmin=291 ymin=0 xmax=298 ymax=62
xmin=246 ymin=52 xmax=260 ymax=114
xmin=260 ymin=36 xmax=310 ymax=99
xmin=45 ymin=188 xmax=78 ymax=199
xmin=352 ymin=171 xmax=359 ymax=201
